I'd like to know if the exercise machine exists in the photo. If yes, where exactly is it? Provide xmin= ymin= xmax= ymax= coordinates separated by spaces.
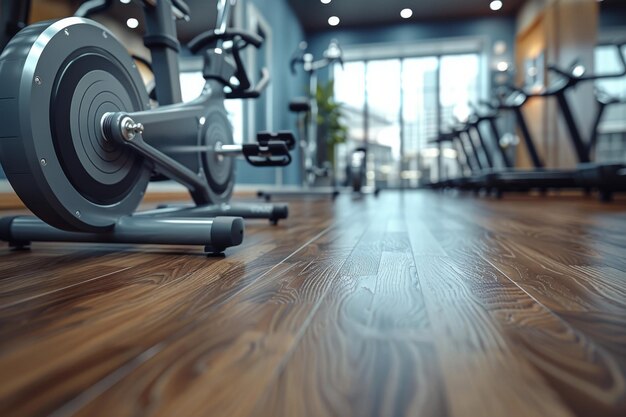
xmin=487 ymin=42 xmax=626 ymax=199
xmin=257 ymin=40 xmax=344 ymax=201
xmin=76 ymin=0 xmax=294 ymax=225
xmin=0 ymin=0 xmax=295 ymax=253
xmin=347 ymin=147 xmax=368 ymax=193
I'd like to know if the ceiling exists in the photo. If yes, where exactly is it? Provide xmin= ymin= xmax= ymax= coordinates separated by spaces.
xmin=33 ymin=0 xmax=626 ymax=43
xmin=287 ymin=0 xmax=626 ymax=33
xmin=90 ymin=0 xmax=528 ymax=42
xmin=287 ymin=0 xmax=527 ymax=33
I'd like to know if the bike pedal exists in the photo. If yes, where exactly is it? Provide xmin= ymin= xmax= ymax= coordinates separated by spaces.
xmin=242 ymin=142 xmax=292 ymax=167
xmin=256 ymin=131 xmax=296 ymax=150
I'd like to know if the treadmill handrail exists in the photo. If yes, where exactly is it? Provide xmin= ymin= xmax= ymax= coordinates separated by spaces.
xmin=546 ymin=42 xmax=626 ymax=84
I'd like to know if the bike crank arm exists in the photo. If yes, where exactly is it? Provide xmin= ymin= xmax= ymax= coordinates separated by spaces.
xmin=102 ymin=112 xmax=211 ymax=201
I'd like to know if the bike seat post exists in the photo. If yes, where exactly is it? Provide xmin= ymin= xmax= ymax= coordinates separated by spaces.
xmin=143 ymin=0 xmax=182 ymax=105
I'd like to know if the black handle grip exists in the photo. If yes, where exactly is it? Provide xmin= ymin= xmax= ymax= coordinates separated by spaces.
xmin=290 ymin=57 xmax=305 ymax=75
xmin=74 ymin=0 xmax=113 ymax=17
xmin=225 ymin=68 xmax=270 ymax=99
xmin=188 ymin=29 xmax=263 ymax=54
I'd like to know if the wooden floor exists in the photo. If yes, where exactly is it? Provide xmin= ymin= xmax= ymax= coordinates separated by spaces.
xmin=0 ymin=191 xmax=625 ymax=417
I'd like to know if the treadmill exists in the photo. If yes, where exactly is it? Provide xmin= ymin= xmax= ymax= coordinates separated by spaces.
xmin=562 ymin=70 xmax=626 ymax=201
xmin=447 ymin=118 xmax=493 ymax=191
xmin=440 ymin=109 xmax=512 ymax=193
xmin=488 ymin=42 xmax=626 ymax=199
xmin=473 ymin=101 xmax=514 ymax=170
xmin=426 ymin=130 xmax=473 ymax=190
xmin=458 ymin=108 xmax=517 ymax=192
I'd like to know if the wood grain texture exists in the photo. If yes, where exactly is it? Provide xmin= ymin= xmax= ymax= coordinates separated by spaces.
xmin=0 ymin=193 xmax=625 ymax=417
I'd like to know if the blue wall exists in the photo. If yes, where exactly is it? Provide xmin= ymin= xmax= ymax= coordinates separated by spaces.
xmin=308 ymin=17 xmax=516 ymax=51
xmin=234 ymin=0 xmax=307 ymax=186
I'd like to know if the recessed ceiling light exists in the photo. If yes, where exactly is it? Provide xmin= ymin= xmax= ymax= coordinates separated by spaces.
xmin=493 ymin=41 xmax=507 ymax=55
xmin=126 ymin=18 xmax=139 ymax=29
xmin=572 ymin=65 xmax=586 ymax=77
xmin=321 ymin=0 xmax=332 ymax=4
xmin=496 ymin=61 xmax=509 ymax=72
xmin=490 ymin=0 xmax=503 ymax=11
xmin=400 ymin=8 xmax=413 ymax=19
xmin=328 ymin=16 xmax=340 ymax=26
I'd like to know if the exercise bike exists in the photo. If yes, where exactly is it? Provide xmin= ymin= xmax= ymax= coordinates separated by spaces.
xmin=0 ymin=0 xmax=294 ymax=254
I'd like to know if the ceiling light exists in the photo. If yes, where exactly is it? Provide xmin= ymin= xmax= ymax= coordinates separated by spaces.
xmin=120 ymin=0 xmax=131 ymax=4
xmin=496 ymin=61 xmax=509 ymax=72
xmin=490 ymin=0 xmax=503 ymax=11
xmin=572 ymin=65 xmax=586 ymax=77
xmin=493 ymin=41 xmax=507 ymax=55
xmin=328 ymin=16 xmax=340 ymax=26
xmin=126 ymin=18 xmax=139 ymax=29
xmin=321 ymin=0 xmax=332 ymax=4
xmin=400 ymin=8 xmax=413 ymax=19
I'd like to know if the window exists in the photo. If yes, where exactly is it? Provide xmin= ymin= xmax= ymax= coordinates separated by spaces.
xmin=366 ymin=60 xmax=402 ymax=187
xmin=594 ymin=45 xmax=626 ymax=162
xmin=334 ymin=52 xmax=483 ymax=187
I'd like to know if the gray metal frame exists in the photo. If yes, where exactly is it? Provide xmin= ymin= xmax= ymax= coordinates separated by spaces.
xmin=0 ymin=0 xmax=290 ymax=253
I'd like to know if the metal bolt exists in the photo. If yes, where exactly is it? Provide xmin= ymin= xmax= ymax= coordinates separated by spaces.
xmin=34 ymin=76 xmax=42 ymax=85
xmin=40 ymin=158 xmax=47 ymax=166
xmin=102 ymin=31 xmax=108 ymax=39
xmin=75 ymin=210 xmax=81 ymax=218
xmin=215 ymin=141 xmax=224 ymax=162
xmin=121 ymin=117 xmax=144 ymax=141
xmin=64 ymin=28 xmax=69 ymax=36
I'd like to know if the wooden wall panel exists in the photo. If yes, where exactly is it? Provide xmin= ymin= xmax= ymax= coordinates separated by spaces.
xmin=554 ymin=0 xmax=598 ymax=167
xmin=515 ymin=0 xmax=598 ymax=168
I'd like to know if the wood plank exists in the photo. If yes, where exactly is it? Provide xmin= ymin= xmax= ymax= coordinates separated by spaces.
xmin=253 ymin=222 xmax=446 ymax=417
xmin=56 ymin=209 xmax=370 ymax=417
xmin=0 ymin=200 xmax=362 ymax=417
xmin=410 ymin=254 xmax=574 ymax=415
xmin=0 ymin=193 xmax=624 ymax=417
xmin=433 ymin=197 xmax=626 ymax=415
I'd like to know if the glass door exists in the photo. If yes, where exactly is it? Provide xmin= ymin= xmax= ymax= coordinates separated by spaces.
xmin=402 ymin=57 xmax=439 ymax=186
xmin=334 ymin=61 xmax=366 ymax=186
xmin=439 ymin=54 xmax=481 ymax=180
xmin=333 ymin=52 xmax=483 ymax=188
xmin=365 ymin=59 xmax=402 ymax=188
